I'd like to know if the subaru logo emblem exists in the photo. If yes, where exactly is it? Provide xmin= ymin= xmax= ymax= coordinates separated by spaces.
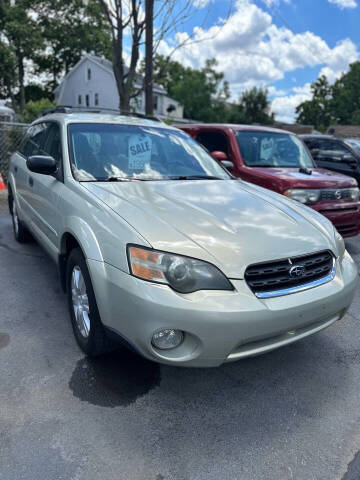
xmin=335 ymin=190 xmax=342 ymax=200
xmin=289 ymin=265 xmax=305 ymax=278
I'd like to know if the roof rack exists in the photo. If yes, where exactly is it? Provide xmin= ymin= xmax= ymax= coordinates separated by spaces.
xmin=42 ymin=105 xmax=162 ymax=122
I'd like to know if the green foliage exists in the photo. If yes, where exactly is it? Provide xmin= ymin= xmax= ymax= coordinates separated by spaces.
xmin=0 ymin=0 xmax=111 ymax=111
xmin=19 ymin=98 xmax=56 ymax=123
xmin=15 ymin=84 xmax=53 ymax=104
xmin=152 ymin=56 xmax=230 ymax=121
xmin=152 ymin=55 xmax=273 ymax=124
xmin=296 ymin=76 xmax=332 ymax=131
xmin=35 ymin=0 xmax=112 ymax=89
xmin=237 ymin=87 xmax=274 ymax=125
xmin=296 ymin=63 xmax=360 ymax=130
xmin=0 ymin=0 xmax=44 ymax=109
xmin=0 ymin=40 xmax=16 ymax=101
xmin=331 ymin=62 xmax=360 ymax=125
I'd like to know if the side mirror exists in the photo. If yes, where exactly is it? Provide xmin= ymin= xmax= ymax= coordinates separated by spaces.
xmin=211 ymin=151 xmax=228 ymax=162
xmin=27 ymin=155 xmax=57 ymax=175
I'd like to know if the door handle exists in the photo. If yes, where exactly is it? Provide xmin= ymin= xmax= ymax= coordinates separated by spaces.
xmin=14 ymin=166 xmax=18 ymax=173
xmin=29 ymin=177 xmax=34 ymax=187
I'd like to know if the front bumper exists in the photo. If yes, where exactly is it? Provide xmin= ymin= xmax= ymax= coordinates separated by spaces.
xmin=312 ymin=200 xmax=360 ymax=237
xmin=88 ymin=251 xmax=358 ymax=367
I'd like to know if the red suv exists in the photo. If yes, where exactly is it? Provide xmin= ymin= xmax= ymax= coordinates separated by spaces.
xmin=180 ymin=124 xmax=360 ymax=237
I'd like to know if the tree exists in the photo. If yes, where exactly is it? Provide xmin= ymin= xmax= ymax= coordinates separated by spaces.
xmin=144 ymin=0 xmax=154 ymax=115
xmin=330 ymin=62 xmax=360 ymax=125
xmin=152 ymin=56 xmax=231 ymax=121
xmin=0 ymin=41 xmax=17 ymax=108
xmin=237 ymin=87 xmax=274 ymax=125
xmin=0 ymin=0 xmax=44 ymax=111
xmin=296 ymin=75 xmax=332 ymax=131
xmin=96 ymin=0 xmax=232 ymax=113
xmin=20 ymin=98 xmax=57 ymax=123
xmin=0 ymin=0 xmax=112 ymax=111
xmin=35 ymin=0 xmax=112 ymax=90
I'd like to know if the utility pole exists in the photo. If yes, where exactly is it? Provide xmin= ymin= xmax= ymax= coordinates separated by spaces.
xmin=145 ymin=0 xmax=154 ymax=116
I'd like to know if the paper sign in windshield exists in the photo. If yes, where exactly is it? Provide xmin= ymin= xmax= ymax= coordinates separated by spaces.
xmin=128 ymin=134 xmax=152 ymax=170
xmin=261 ymin=138 xmax=274 ymax=161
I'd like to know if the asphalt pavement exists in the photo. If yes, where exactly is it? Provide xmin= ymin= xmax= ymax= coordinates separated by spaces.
xmin=1 ymin=190 xmax=360 ymax=480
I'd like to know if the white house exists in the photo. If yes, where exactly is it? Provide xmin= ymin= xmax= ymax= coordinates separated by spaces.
xmin=54 ymin=54 xmax=184 ymax=120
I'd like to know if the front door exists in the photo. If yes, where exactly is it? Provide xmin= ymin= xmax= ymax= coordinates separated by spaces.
xmin=310 ymin=139 xmax=359 ymax=180
xmin=29 ymin=122 xmax=64 ymax=254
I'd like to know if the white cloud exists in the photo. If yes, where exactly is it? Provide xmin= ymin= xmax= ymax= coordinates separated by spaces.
xmin=158 ymin=0 xmax=359 ymax=122
xmin=319 ymin=38 xmax=358 ymax=82
xmin=192 ymin=0 xmax=212 ymax=8
xmin=328 ymin=0 xmax=357 ymax=9
xmin=271 ymin=83 xmax=312 ymax=123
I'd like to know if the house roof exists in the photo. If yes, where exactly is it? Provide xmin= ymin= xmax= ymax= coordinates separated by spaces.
xmin=327 ymin=125 xmax=360 ymax=138
xmin=54 ymin=53 xmax=167 ymax=96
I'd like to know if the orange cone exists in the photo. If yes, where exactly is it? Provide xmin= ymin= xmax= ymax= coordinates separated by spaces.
xmin=0 ymin=174 xmax=6 ymax=190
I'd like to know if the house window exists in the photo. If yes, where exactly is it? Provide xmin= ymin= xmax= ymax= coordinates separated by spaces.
xmin=153 ymin=95 xmax=158 ymax=112
xmin=86 ymin=94 xmax=90 ymax=107
xmin=94 ymin=93 xmax=99 ymax=106
xmin=78 ymin=95 xmax=82 ymax=105
xmin=87 ymin=68 xmax=91 ymax=81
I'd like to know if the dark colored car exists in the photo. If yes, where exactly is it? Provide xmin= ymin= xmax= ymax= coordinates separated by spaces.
xmin=180 ymin=124 xmax=360 ymax=237
xmin=301 ymin=134 xmax=360 ymax=186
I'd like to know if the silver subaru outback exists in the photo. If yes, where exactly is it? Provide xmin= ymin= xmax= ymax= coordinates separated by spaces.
xmin=7 ymin=110 xmax=358 ymax=367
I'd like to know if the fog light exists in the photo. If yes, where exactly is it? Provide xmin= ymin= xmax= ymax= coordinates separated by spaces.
xmin=151 ymin=329 xmax=184 ymax=350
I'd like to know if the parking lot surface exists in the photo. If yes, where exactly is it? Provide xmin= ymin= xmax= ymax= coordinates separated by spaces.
xmin=1 ymin=191 xmax=360 ymax=480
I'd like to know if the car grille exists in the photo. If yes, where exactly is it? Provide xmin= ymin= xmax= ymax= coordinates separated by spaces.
xmin=336 ymin=224 xmax=358 ymax=237
xmin=245 ymin=250 xmax=334 ymax=298
xmin=320 ymin=189 xmax=353 ymax=201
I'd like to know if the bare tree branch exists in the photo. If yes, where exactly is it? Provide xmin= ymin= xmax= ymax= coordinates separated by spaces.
xmin=97 ymin=0 xmax=234 ymax=113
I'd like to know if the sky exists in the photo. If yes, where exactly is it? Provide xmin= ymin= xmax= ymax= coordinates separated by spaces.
xmin=157 ymin=0 xmax=360 ymax=123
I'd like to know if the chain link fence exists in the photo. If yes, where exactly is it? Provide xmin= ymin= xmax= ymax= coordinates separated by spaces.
xmin=0 ymin=122 xmax=29 ymax=185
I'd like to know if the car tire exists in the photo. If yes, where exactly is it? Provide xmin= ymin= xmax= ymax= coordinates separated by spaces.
xmin=10 ymin=195 xmax=32 ymax=243
xmin=66 ymin=247 xmax=112 ymax=356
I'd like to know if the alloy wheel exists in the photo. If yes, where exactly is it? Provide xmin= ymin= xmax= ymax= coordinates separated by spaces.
xmin=71 ymin=266 xmax=90 ymax=338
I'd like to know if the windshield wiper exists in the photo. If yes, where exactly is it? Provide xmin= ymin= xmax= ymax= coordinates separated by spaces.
xmin=168 ymin=175 xmax=225 ymax=180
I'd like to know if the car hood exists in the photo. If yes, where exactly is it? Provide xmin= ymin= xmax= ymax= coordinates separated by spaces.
xmin=83 ymin=179 xmax=336 ymax=278
xmin=251 ymin=167 xmax=357 ymax=189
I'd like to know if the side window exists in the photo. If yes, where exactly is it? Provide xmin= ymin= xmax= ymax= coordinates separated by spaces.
xmin=317 ymin=140 xmax=355 ymax=162
xmin=43 ymin=123 xmax=63 ymax=168
xmin=304 ymin=139 xmax=319 ymax=151
xmin=196 ymin=131 xmax=229 ymax=156
xmin=19 ymin=123 xmax=48 ymax=158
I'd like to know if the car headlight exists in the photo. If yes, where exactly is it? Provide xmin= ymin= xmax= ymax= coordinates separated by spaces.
xmin=334 ymin=228 xmax=345 ymax=259
xmin=127 ymin=245 xmax=233 ymax=293
xmin=284 ymin=189 xmax=320 ymax=205
xmin=349 ymin=187 xmax=360 ymax=202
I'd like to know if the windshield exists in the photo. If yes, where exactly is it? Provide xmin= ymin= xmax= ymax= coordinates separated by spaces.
xmin=68 ymin=123 xmax=230 ymax=181
xmin=345 ymin=139 xmax=360 ymax=153
xmin=236 ymin=131 xmax=314 ymax=168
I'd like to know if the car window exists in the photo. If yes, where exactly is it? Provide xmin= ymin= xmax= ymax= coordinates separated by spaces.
xmin=196 ymin=131 xmax=229 ymax=155
xmin=68 ymin=123 xmax=231 ymax=181
xmin=316 ymin=140 xmax=356 ymax=162
xmin=345 ymin=139 xmax=360 ymax=153
xmin=19 ymin=123 xmax=49 ymax=158
xmin=43 ymin=123 xmax=62 ymax=168
xmin=235 ymin=131 xmax=314 ymax=168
